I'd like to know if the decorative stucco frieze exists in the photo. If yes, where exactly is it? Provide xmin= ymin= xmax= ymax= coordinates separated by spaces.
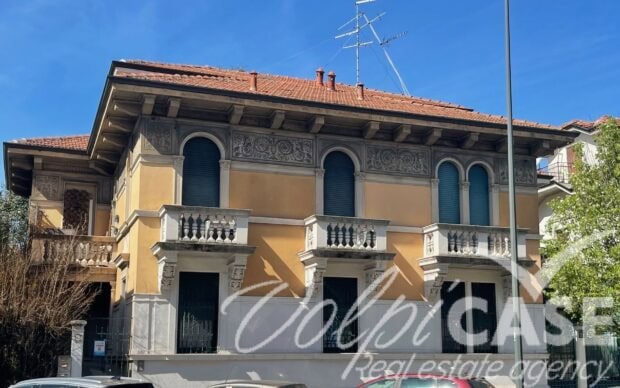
xmin=143 ymin=121 xmax=174 ymax=154
xmin=366 ymin=145 xmax=430 ymax=177
xmin=231 ymin=130 xmax=314 ymax=166
xmin=33 ymin=175 xmax=61 ymax=200
xmin=496 ymin=158 xmax=537 ymax=186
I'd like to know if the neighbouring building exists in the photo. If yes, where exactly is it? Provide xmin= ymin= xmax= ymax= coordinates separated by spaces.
xmin=537 ymin=116 xmax=612 ymax=240
xmin=3 ymin=60 xmax=576 ymax=387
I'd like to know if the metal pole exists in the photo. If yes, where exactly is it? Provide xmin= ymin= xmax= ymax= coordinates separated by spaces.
xmin=355 ymin=2 xmax=360 ymax=85
xmin=504 ymin=0 xmax=524 ymax=387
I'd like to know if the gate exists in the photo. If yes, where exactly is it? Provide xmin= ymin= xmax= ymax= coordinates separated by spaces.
xmin=82 ymin=317 xmax=132 ymax=377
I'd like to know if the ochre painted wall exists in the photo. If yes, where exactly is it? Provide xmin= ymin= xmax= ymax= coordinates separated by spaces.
xmin=94 ymin=208 xmax=110 ymax=236
xmin=36 ymin=206 xmax=63 ymax=229
xmin=364 ymin=182 xmax=431 ymax=227
xmin=381 ymin=232 xmax=425 ymax=300
xmin=243 ymin=223 xmax=306 ymax=297
xmin=135 ymin=163 xmax=175 ymax=211
xmin=499 ymin=192 xmax=539 ymax=233
xmin=229 ymin=170 xmax=315 ymax=219
xmin=115 ymin=188 xmax=127 ymax=226
xmin=522 ymin=239 xmax=543 ymax=304
xmin=133 ymin=217 xmax=162 ymax=294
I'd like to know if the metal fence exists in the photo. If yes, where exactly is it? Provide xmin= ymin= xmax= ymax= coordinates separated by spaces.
xmin=82 ymin=317 xmax=132 ymax=377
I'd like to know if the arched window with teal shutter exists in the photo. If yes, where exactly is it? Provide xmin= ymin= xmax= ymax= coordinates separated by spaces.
xmin=323 ymin=151 xmax=355 ymax=217
xmin=182 ymin=137 xmax=221 ymax=207
xmin=468 ymin=164 xmax=490 ymax=226
xmin=438 ymin=161 xmax=461 ymax=224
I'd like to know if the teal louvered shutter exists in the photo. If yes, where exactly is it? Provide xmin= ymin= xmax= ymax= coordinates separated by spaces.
xmin=438 ymin=162 xmax=460 ymax=224
xmin=182 ymin=138 xmax=221 ymax=207
xmin=324 ymin=151 xmax=355 ymax=217
xmin=469 ymin=165 xmax=490 ymax=226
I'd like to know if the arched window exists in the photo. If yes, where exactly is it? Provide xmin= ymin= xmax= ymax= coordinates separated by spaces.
xmin=438 ymin=161 xmax=460 ymax=224
xmin=182 ymin=137 xmax=220 ymax=207
xmin=468 ymin=165 xmax=490 ymax=226
xmin=323 ymin=151 xmax=355 ymax=217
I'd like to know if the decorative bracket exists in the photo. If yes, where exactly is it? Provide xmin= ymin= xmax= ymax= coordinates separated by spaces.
xmin=421 ymin=262 xmax=449 ymax=303
xmin=303 ymin=257 xmax=327 ymax=300
xmin=228 ymin=254 xmax=249 ymax=293
xmin=364 ymin=260 xmax=389 ymax=295
xmin=157 ymin=251 xmax=178 ymax=293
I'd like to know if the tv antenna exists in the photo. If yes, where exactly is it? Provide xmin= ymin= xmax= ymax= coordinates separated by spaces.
xmin=335 ymin=0 xmax=411 ymax=96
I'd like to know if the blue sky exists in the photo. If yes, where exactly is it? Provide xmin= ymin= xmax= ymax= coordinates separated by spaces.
xmin=1 ymin=1 xmax=618 ymax=186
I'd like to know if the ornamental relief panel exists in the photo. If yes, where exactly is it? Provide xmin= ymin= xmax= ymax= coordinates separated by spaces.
xmin=231 ymin=130 xmax=314 ymax=166
xmin=143 ymin=121 xmax=173 ymax=154
xmin=33 ymin=175 xmax=61 ymax=200
xmin=366 ymin=145 xmax=430 ymax=177
xmin=496 ymin=158 xmax=537 ymax=186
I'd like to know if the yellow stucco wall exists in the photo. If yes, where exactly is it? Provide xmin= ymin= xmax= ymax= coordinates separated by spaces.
xmin=37 ymin=206 xmax=63 ymax=229
xmin=499 ymin=192 xmax=539 ymax=233
xmin=135 ymin=163 xmax=175 ymax=211
xmin=115 ymin=188 xmax=127 ymax=226
xmin=522 ymin=239 xmax=543 ymax=304
xmin=94 ymin=208 xmax=110 ymax=236
xmin=243 ymin=223 xmax=306 ymax=297
xmin=381 ymin=232 xmax=425 ymax=300
xmin=229 ymin=170 xmax=315 ymax=219
xmin=133 ymin=217 xmax=162 ymax=294
xmin=364 ymin=182 xmax=431 ymax=227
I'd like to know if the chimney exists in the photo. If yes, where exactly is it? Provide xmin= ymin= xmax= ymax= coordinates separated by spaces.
xmin=315 ymin=68 xmax=325 ymax=86
xmin=249 ymin=71 xmax=257 ymax=91
xmin=356 ymin=83 xmax=365 ymax=100
xmin=327 ymin=71 xmax=336 ymax=91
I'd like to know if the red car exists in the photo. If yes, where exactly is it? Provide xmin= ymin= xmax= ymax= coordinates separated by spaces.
xmin=357 ymin=374 xmax=495 ymax=388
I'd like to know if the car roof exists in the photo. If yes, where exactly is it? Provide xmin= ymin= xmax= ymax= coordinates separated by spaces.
xmin=208 ymin=380 xmax=306 ymax=388
xmin=11 ymin=376 xmax=150 ymax=387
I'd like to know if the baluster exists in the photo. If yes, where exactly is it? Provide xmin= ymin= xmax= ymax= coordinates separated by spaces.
xmin=345 ymin=224 xmax=352 ymax=248
xmin=327 ymin=223 xmax=334 ymax=247
xmin=464 ymin=231 xmax=471 ymax=254
xmin=472 ymin=232 xmax=478 ymax=254
xmin=229 ymin=218 xmax=237 ymax=242
xmin=181 ymin=213 xmax=189 ymax=240
xmin=206 ymin=216 xmax=215 ymax=242
xmin=195 ymin=215 xmax=203 ymax=241
xmin=222 ymin=217 xmax=231 ymax=243
xmin=504 ymin=234 xmax=511 ymax=256
xmin=457 ymin=232 xmax=464 ymax=254
xmin=336 ymin=223 xmax=343 ymax=248
xmin=189 ymin=214 xmax=198 ymax=241
xmin=198 ymin=214 xmax=206 ymax=242
xmin=357 ymin=224 xmax=365 ymax=249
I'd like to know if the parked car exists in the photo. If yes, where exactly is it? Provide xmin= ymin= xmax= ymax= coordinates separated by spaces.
xmin=208 ymin=380 xmax=307 ymax=388
xmin=9 ymin=376 xmax=155 ymax=388
xmin=357 ymin=374 xmax=495 ymax=388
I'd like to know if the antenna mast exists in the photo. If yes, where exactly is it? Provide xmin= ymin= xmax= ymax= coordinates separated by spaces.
xmin=335 ymin=0 xmax=410 ymax=96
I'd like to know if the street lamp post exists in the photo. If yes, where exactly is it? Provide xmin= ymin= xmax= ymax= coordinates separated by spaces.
xmin=504 ymin=0 xmax=525 ymax=387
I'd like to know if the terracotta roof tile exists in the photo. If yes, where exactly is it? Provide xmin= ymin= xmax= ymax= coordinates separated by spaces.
xmin=116 ymin=60 xmax=558 ymax=131
xmin=561 ymin=115 xmax=617 ymax=132
xmin=11 ymin=135 xmax=89 ymax=152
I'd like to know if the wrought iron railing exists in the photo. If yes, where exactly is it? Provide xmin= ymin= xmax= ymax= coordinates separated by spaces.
xmin=538 ymin=162 xmax=574 ymax=184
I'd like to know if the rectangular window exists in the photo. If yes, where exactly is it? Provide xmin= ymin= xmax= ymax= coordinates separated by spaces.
xmin=177 ymin=272 xmax=219 ymax=353
xmin=323 ymin=277 xmax=358 ymax=353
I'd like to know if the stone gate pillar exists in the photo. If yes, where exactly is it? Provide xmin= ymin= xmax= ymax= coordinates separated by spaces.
xmin=69 ymin=320 xmax=87 ymax=377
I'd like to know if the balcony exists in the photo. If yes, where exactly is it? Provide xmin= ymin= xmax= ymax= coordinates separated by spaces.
xmin=299 ymin=215 xmax=394 ymax=297
xmin=538 ymin=162 xmax=573 ymax=184
xmin=153 ymin=205 xmax=255 ymax=293
xmin=31 ymin=234 xmax=115 ymax=267
xmin=302 ymin=215 xmax=391 ymax=258
xmin=420 ymin=223 xmax=532 ymax=301
xmin=422 ymin=223 xmax=528 ymax=265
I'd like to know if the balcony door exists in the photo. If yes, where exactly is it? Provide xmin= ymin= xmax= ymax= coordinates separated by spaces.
xmin=177 ymin=272 xmax=219 ymax=353
xmin=182 ymin=137 xmax=220 ymax=207
xmin=438 ymin=161 xmax=461 ymax=224
xmin=323 ymin=277 xmax=358 ymax=353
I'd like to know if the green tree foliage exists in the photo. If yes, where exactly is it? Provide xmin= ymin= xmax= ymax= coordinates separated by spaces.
xmin=542 ymin=117 xmax=620 ymax=333
xmin=0 ymin=188 xmax=29 ymax=249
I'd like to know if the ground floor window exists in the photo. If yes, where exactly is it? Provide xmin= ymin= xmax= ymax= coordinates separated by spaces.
xmin=177 ymin=272 xmax=219 ymax=353
xmin=323 ymin=277 xmax=358 ymax=353
xmin=441 ymin=281 xmax=498 ymax=354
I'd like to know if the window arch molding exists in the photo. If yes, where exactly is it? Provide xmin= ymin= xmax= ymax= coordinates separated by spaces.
xmin=432 ymin=158 xmax=466 ymax=224
xmin=465 ymin=161 xmax=499 ymax=226
xmin=176 ymin=132 xmax=230 ymax=207
xmin=316 ymin=145 xmax=364 ymax=217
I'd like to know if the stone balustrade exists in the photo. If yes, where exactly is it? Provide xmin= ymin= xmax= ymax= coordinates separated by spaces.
xmin=31 ymin=234 xmax=115 ymax=267
xmin=422 ymin=223 xmax=527 ymax=260
xmin=159 ymin=205 xmax=250 ymax=245
xmin=304 ymin=215 xmax=389 ymax=251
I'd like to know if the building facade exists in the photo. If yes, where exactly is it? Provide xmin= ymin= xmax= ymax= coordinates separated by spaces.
xmin=4 ymin=60 xmax=576 ymax=387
